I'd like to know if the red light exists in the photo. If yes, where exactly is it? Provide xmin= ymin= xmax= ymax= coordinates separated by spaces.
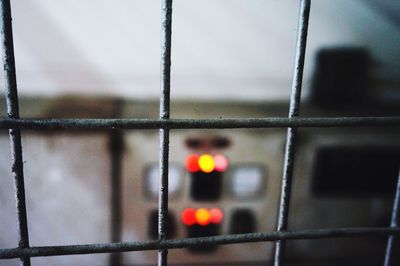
xmin=185 ymin=154 xmax=200 ymax=172
xmin=183 ymin=208 xmax=222 ymax=226
xmin=209 ymin=208 xmax=223 ymax=224
xmin=214 ymin=154 xmax=228 ymax=172
xmin=181 ymin=208 xmax=196 ymax=226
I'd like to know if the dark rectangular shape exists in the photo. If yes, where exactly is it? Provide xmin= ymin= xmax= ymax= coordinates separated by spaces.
xmin=310 ymin=48 xmax=370 ymax=107
xmin=190 ymin=171 xmax=223 ymax=201
xmin=229 ymin=209 xmax=257 ymax=234
xmin=312 ymin=146 xmax=400 ymax=196
xmin=187 ymin=224 xmax=220 ymax=252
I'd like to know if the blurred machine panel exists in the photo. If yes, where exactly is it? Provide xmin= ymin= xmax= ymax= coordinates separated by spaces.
xmin=229 ymin=165 xmax=266 ymax=198
xmin=312 ymin=146 xmax=400 ymax=196
xmin=0 ymin=99 xmax=399 ymax=265
xmin=144 ymin=164 xmax=183 ymax=199
xmin=310 ymin=48 xmax=370 ymax=107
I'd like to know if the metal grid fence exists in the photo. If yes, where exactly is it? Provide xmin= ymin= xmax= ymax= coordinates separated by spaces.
xmin=0 ymin=0 xmax=399 ymax=265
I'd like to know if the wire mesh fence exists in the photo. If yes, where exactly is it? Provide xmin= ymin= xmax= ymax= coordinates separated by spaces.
xmin=0 ymin=0 xmax=399 ymax=265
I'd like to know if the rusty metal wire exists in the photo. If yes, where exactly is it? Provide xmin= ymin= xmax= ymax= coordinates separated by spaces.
xmin=0 ymin=0 xmax=30 ymax=265
xmin=0 ymin=227 xmax=399 ymax=260
xmin=384 ymin=171 xmax=400 ymax=266
xmin=0 ymin=117 xmax=399 ymax=130
xmin=274 ymin=0 xmax=311 ymax=265
xmin=158 ymin=0 xmax=173 ymax=265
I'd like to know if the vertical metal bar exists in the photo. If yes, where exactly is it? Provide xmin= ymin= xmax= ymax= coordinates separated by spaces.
xmin=274 ymin=1 xmax=311 ymax=265
xmin=0 ymin=1 xmax=30 ymax=265
xmin=158 ymin=0 xmax=173 ymax=265
xmin=109 ymin=129 xmax=124 ymax=266
xmin=384 ymin=170 xmax=400 ymax=266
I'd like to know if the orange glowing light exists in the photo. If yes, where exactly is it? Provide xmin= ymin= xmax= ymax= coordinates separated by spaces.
xmin=198 ymin=154 xmax=215 ymax=173
xmin=185 ymin=154 xmax=200 ymax=172
xmin=195 ymin=208 xmax=211 ymax=226
xmin=181 ymin=208 xmax=196 ymax=226
xmin=213 ymin=154 xmax=228 ymax=172
xmin=209 ymin=208 xmax=223 ymax=224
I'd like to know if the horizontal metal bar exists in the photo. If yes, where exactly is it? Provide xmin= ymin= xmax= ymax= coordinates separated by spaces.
xmin=0 ymin=227 xmax=399 ymax=259
xmin=0 ymin=117 xmax=399 ymax=130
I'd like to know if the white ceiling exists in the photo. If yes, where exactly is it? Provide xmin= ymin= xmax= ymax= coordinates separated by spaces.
xmin=4 ymin=0 xmax=400 ymax=101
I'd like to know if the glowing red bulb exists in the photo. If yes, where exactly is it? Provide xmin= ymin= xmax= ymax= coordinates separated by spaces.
xmin=185 ymin=154 xmax=200 ymax=172
xmin=209 ymin=208 xmax=223 ymax=224
xmin=182 ymin=208 xmax=223 ymax=226
xmin=214 ymin=154 xmax=228 ymax=172
xmin=181 ymin=208 xmax=196 ymax=226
